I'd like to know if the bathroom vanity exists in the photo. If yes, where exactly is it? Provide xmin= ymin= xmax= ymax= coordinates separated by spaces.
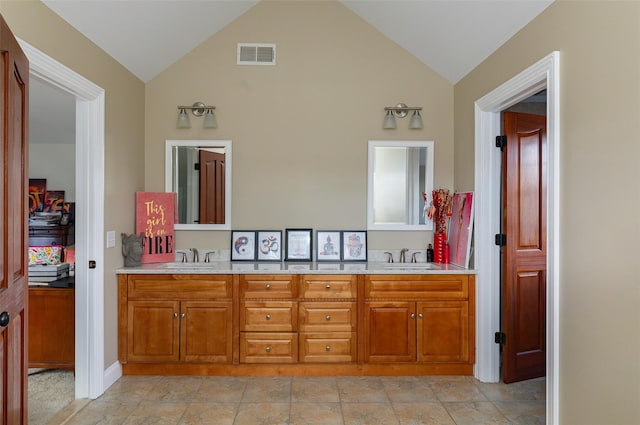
xmin=117 ymin=263 xmax=475 ymax=376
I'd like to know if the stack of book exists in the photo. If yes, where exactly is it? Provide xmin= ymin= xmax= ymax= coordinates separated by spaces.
xmin=28 ymin=263 xmax=69 ymax=283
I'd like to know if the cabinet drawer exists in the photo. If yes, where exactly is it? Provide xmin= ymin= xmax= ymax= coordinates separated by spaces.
xmin=299 ymin=275 xmax=357 ymax=299
xmin=299 ymin=332 xmax=356 ymax=363
xmin=365 ymin=275 xmax=468 ymax=299
xmin=299 ymin=302 xmax=356 ymax=332
xmin=127 ymin=275 xmax=232 ymax=299
xmin=240 ymin=275 xmax=297 ymax=298
xmin=240 ymin=332 xmax=298 ymax=363
xmin=240 ymin=301 xmax=298 ymax=331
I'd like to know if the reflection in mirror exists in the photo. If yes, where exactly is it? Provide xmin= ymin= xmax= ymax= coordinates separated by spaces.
xmin=165 ymin=140 xmax=232 ymax=230
xmin=367 ymin=140 xmax=434 ymax=231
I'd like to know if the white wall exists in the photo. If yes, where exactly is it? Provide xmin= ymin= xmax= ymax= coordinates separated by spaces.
xmin=29 ymin=143 xmax=75 ymax=201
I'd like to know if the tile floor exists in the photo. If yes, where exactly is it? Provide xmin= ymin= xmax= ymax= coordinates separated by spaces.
xmin=59 ymin=375 xmax=545 ymax=425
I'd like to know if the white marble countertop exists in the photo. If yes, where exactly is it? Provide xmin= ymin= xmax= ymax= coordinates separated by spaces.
xmin=116 ymin=261 xmax=474 ymax=275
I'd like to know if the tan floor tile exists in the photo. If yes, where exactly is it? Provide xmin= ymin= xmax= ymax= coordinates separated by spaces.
xmin=63 ymin=399 xmax=139 ymax=424
xmin=337 ymin=377 xmax=388 ymax=403
xmin=241 ymin=377 xmax=292 ymax=403
xmin=292 ymin=377 xmax=339 ymax=402
xmin=382 ymin=376 xmax=437 ymax=402
xmin=476 ymin=378 xmax=546 ymax=401
xmin=392 ymin=402 xmax=456 ymax=425
xmin=122 ymin=401 xmax=189 ymax=425
xmin=290 ymin=402 xmax=343 ymax=425
xmin=234 ymin=402 xmax=290 ymax=425
xmin=341 ymin=402 xmax=399 ymax=425
xmin=443 ymin=401 xmax=510 ymax=425
xmin=432 ymin=381 xmax=487 ymax=403
xmin=145 ymin=377 xmax=203 ymax=402
xmin=493 ymin=400 xmax=546 ymax=424
xmin=178 ymin=402 xmax=238 ymax=425
xmin=191 ymin=377 xmax=249 ymax=402
xmin=100 ymin=376 xmax=161 ymax=401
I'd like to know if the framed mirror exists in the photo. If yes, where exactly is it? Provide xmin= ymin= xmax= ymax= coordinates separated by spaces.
xmin=165 ymin=140 xmax=232 ymax=230
xmin=367 ymin=140 xmax=434 ymax=231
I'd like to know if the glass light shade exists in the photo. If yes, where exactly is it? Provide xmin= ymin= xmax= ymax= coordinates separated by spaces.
xmin=409 ymin=110 xmax=423 ymax=129
xmin=203 ymin=109 xmax=217 ymax=128
xmin=383 ymin=111 xmax=396 ymax=129
xmin=176 ymin=109 xmax=191 ymax=128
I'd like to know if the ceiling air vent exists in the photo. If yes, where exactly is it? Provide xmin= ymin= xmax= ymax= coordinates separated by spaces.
xmin=237 ymin=43 xmax=276 ymax=66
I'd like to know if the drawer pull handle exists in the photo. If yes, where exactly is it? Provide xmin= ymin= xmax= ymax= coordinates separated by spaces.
xmin=265 ymin=284 xmax=271 ymax=289
xmin=265 ymin=346 xmax=271 ymax=353
xmin=325 ymin=284 xmax=331 ymax=289
xmin=325 ymin=345 xmax=331 ymax=352
xmin=266 ymin=314 xmax=271 ymax=320
xmin=325 ymin=315 xmax=331 ymax=321
xmin=411 ymin=313 xmax=416 ymax=319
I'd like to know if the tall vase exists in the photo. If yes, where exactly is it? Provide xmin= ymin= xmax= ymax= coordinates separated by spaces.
xmin=433 ymin=233 xmax=446 ymax=263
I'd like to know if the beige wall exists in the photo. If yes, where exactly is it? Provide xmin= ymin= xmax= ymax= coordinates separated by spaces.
xmin=146 ymin=0 xmax=453 ymax=252
xmin=454 ymin=1 xmax=640 ymax=424
xmin=1 ymin=0 xmax=146 ymax=368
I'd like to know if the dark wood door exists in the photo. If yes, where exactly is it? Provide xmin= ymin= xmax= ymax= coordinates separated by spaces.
xmin=199 ymin=150 xmax=225 ymax=224
xmin=502 ymin=111 xmax=547 ymax=383
xmin=0 ymin=14 xmax=29 ymax=425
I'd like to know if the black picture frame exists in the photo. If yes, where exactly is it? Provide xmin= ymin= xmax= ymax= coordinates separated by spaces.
xmin=256 ymin=230 xmax=283 ymax=261
xmin=285 ymin=228 xmax=313 ymax=261
xmin=341 ymin=231 xmax=367 ymax=261
xmin=316 ymin=230 xmax=342 ymax=262
xmin=230 ymin=230 xmax=257 ymax=261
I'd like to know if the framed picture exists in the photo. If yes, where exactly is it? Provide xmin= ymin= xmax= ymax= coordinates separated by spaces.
xmin=316 ymin=230 xmax=342 ymax=262
xmin=341 ymin=231 xmax=367 ymax=261
xmin=230 ymin=230 xmax=256 ymax=261
xmin=257 ymin=230 xmax=282 ymax=261
xmin=285 ymin=228 xmax=312 ymax=261
xmin=43 ymin=190 xmax=65 ymax=213
xmin=448 ymin=192 xmax=474 ymax=269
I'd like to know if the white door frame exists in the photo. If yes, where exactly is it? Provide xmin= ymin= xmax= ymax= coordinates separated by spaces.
xmin=473 ymin=51 xmax=560 ymax=424
xmin=19 ymin=39 xmax=106 ymax=399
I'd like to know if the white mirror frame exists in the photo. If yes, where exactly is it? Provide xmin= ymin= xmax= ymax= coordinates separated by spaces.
xmin=367 ymin=140 xmax=434 ymax=231
xmin=165 ymin=139 xmax=232 ymax=230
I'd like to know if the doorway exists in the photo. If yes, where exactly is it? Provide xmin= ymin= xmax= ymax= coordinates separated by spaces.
xmin=474 ymin=51 xmax=560 ymax=424
xmin=18 ymin=38 xmax=107 ymax=400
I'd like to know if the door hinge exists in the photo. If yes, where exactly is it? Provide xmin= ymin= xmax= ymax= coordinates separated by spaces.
xmin=495 ymin=331 xmax=506 ymax=345
xmin=496 ymin=135 xmax=507 ymax=150
xmin=495 ymin=233 xmax=506 ymax=246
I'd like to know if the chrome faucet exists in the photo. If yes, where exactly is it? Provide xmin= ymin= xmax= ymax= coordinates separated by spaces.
xmin=384 ymin=252 xmax=394 ymax=263
xmin=190 ymin=248 xmax=199 ymax=263
xmin=399 ymin=248 xmax=409 ymax=263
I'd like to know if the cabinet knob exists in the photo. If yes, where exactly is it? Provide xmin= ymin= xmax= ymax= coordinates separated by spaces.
xmin=325 ymin=345 xmax=331 ymax=352
xmin=181 ymin=313 xmax=186 ymax=319
xmin=418 ymin=313 xmax=423 ymax=319
xmin=325 ymin=315 xmax=331 ymax=321
xmin=0 ymin=311 xmax=9 ymax=328
xmin=173 ymin=312 xmax=178 ymax=318
xmin=325 ymin=284 xmax=331 ymax=289
xmin=266 ymin=314 xmax=271 ymax=320
xmin=410 ymin=313 xmax=416 ymax=319
xmin=265 ymin=283 xmax=271 ymax=289
xmin=265 ymin=346 xmax=271 ymax=353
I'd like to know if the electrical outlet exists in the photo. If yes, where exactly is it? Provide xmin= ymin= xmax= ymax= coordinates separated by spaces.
xmin=106 ymin=231 xmax=116 ymax=248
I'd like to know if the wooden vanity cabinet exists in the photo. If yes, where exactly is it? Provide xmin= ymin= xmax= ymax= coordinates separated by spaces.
xmin=119 ymin=274 xmax=233 ymax=365
xmin=363 ymin=274 xmax=474 ymax=365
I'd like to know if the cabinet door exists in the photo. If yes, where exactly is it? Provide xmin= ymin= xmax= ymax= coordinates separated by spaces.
xmin=417 ymin=301 xmax=469 ymax=363
xmin=181 ymin=301 xmax=233 ymax=363
xmin=364 ymin=301 xmax=415 ymax=362
xmin=128 ymin=300 xmax=180 ymax=362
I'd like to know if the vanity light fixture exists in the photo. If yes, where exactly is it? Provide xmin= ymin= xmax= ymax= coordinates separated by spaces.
xmin=176 ymin=101 xmax=217 ymax=129
xmin=383 ymin=103 xmax=423 ymax=129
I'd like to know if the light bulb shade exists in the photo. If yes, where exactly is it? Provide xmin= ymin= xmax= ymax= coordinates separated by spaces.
xmin=409 ymin=110 xmax=423 ymax=129
xmin=383 ymin=111 xmax=396 ymax=129
xmin=176 ymin=109 xmax=191 ymax=128
xmin=203 ymin=109 xmax=217 ymax=128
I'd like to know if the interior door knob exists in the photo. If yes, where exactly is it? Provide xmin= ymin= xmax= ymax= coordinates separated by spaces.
xmin=0 ymin=311 xmax=9 ymax=327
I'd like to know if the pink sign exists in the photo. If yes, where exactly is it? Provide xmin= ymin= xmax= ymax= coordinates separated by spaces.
xmin=135 ymin=192 xmax=175 ymax=263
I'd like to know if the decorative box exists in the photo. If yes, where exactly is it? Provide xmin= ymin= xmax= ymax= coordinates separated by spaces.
xmin=28 ymin=245 xmax=63 ymax=265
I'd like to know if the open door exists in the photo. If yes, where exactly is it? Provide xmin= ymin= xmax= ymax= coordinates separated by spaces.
xmin=501 ymin=111 xmax=547 ymax=383
xmin=0 ymin=14 xmax=30 ymax=424
xmin=199 ymin=150 xmax=225 ymax=224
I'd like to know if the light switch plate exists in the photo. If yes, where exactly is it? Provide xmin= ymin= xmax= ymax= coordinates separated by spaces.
xmin=106 ymin=230 xmax=116 ymax=248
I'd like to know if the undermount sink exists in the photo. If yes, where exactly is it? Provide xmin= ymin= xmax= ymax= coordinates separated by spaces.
xmin=162 ymin=262 xmax=221 ymax=269
xmin=382 ymin=263 xmax=434 ymax=270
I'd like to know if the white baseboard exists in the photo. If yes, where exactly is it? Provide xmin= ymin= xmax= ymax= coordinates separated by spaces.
xmin=103 ymin=361 xmax=122 ymax=393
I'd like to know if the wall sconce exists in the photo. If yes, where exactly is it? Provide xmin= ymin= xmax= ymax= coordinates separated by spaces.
xmin=176 ymin=101 xmax=217 ymax=129
xmin=383 ymin=103 xmax=423 ymax=129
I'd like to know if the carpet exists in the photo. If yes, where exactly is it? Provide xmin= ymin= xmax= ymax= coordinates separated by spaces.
xmin=28 ymin=369 xmax=74 ymax=425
